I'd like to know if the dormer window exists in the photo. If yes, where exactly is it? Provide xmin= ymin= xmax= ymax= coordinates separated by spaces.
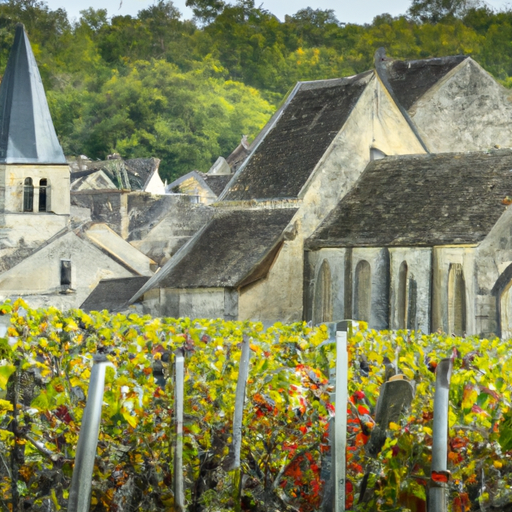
xmin=39 ymin=178 xmax=47 ymax=212
xmin=23 ymin=178 xmax=33 ymax=212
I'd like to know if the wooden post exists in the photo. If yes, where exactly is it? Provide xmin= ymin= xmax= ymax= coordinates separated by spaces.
xmin=428 ymin=358 xmax=453 ymax=512
xmin=334 ymin=327 xmax=349 ymax=512
xmin=68 ymin=354 xmax=108 ymax=512
xmin=229 ymin=335 xmax=251 ymax=510
xmin=174 ymin=348 xmax=185 ymax=512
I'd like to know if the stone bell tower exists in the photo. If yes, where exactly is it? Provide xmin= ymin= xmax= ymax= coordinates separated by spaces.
xmin=0 ymin=23 xmax=70 ymax=251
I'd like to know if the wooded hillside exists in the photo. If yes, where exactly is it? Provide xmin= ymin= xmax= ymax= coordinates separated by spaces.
xmin=2 ymin=0 xmax=512 ymax=180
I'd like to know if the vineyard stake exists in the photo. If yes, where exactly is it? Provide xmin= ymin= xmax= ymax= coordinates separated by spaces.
xmin=68 ymin=354 xmax=108 ymax=512
xmin=428 ymin=357 xmax=453 ymax=512
xmin=174 ymin=348 xmax=185 ymax=512
xmin=229 ymin=335 xmax=251 ymax=510
xmin=334 ymin=325 xmax=349 ymax=512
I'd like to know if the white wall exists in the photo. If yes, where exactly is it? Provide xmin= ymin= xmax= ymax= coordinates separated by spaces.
xmin=0 ymin=231 xmax=137 ymax=309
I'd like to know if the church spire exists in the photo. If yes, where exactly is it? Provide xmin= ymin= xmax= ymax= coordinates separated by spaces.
xmin=0 ymin=24 xmax=66 ymax=164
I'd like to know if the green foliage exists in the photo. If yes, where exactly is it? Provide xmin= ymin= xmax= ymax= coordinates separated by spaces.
xmin=2 ymin=301 xmax=512 ymax=511
xmin=47 ymin=58 xmax=272 ymax=181
xmin=407 ymin=0 xmax=480 ymax=24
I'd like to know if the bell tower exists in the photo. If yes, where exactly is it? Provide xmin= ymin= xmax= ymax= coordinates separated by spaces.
xmin=0 ymin=24 xmax=70 ymax=248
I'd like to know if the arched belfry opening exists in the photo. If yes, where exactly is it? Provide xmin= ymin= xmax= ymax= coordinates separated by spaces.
xmin=313 ymin=259 xmax=332 ymax=324
xmin=354 ymin=260 xmax=371 ymax=322
xmin=39 ymin=178 xmax=48 ymax=212
xmin=23 ymin=177 xmax=33 ymax=212
xmin=448 ymin=263 xmax=466 ymax=336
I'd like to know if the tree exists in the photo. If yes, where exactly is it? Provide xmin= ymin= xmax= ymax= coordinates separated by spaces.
xmin=284 ymin=8 xmax=341 ymax=48
xmin=408 ymin=0 xmax=482 ymax=24
xmin=186 ymin=0 xmax=226 ymax=24
xmin=50 ymin=58 xmax=273 ymax=180
xmin=77 ymin=7 xmax=108 ymax=32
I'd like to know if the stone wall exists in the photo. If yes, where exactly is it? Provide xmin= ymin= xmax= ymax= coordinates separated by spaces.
xmin=0 ymin=231 xmax=136 ymax=310
xmin=142 ymin=287 xmax=238 ymax=320
xmin=0 ymin=164 xmax=70 ymax=215
xmin=411 ymin=59 xmax=512 ymax=152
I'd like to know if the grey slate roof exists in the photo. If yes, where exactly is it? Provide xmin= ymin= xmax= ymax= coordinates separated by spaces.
xmin=134 ymin=207 xmax=297 ymax=294
xmin=202 ymin=175 xmax=232 ymax=196
xmin=222 ymin=73 xmax=372 ymax=201
xmin=80 ymin=276 xmax=150 ymax=312
xmin=307 ymin=149 xmax=512 ymax=248
xmin=383 ymin=55 xmax=468 ymax=111
xmin=0 ymin=24 xmax=66 ymax=164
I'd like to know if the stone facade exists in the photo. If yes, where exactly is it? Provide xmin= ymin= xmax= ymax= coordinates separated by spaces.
xmin=306 ymin=150 xmax=512 ymax=337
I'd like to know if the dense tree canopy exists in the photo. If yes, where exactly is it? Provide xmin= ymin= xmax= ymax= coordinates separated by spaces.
xmin=2 ymin=0 xmax=512 ymax=180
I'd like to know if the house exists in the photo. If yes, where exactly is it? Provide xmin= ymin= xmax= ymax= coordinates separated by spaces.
xmin=305 ymin=150 xmax=512 ymax=338
xmin=132 ymin=50 xmax=512 ymax=327
xmin=69 ymin=155 xmax=165 ymax=194
xmin=166 ymin=169 xmax=232 ymax=204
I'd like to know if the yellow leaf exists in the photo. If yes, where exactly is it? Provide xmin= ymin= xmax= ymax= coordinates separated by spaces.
xmin=0 ymin=398 xmax=13 ymax=411
xmin=122 ymin=411 xmax=138 ymax=428
xmin=388 ymin=422 xmax=400 ymax=431
xmin=70 ymin=377 xmax=82 ymax=387
xmin=0 ymin=428 xmax=13 ymax=441
xmin=0 ymin=364 xmax=16 ymax=390
xmin=402 ymin=367 xmax=414 ymax=380
xmin=462 ymin=388 xmax=478 ymax=410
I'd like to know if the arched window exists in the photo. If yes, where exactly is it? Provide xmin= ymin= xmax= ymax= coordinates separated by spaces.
xmin=313 ymin=260 xmax=332 ymax=324
xmin=407 ymin=278 xmax=418 ymax=330
xmin=354 ymin=260 xmax=371 ymax=322
xmin=23 ymin=178 xmax=33 ymax=212
xmin=448 ymin=263 xmax=466 ymax=335
xmin=397 ymin=261 xmax=408 ymax=329
xmin=39 ymin=178 xmax=47 ymax=212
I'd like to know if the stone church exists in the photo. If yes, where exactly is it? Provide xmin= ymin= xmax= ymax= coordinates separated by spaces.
xmin=4 ymin=23 xmax=512 ymax=338
xmin=131 ymin=49 xmax=512 ymax=338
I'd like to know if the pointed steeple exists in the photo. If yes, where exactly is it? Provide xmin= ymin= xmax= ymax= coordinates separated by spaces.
xmin=0 ymin=24 xmax=66 ymax=164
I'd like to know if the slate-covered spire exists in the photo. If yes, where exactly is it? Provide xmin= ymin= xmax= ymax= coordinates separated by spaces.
xmin=0 ymin=24 xmax=66 ymax=164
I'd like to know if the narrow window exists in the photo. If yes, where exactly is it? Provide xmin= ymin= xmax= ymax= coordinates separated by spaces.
xmin=407 ymin=278 xmax=418 ymax=330
xmin=313 ymin=260 xmax=332 ymax=324
xmin=448 ymin=263 xmax=466 ymax=335
xmin=354 ymin=260 xmax=371 ymax=322
xmin=39 ymin=179 xmax=47 ymax=212
xmin=23 ymin=178 xmax=33 ymax=212
xmin=60 ymin=260 xmax=71 ymax=287
xmin=397 ymin=261 xmax=408 ymax=329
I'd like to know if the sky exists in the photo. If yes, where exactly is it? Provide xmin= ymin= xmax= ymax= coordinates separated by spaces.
xmin=40 ymin=0 xmax=512 ymax=26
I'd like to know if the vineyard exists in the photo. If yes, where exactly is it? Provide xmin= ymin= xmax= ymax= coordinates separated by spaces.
xmin=0 ymin=299 xmax=512 ymax=511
